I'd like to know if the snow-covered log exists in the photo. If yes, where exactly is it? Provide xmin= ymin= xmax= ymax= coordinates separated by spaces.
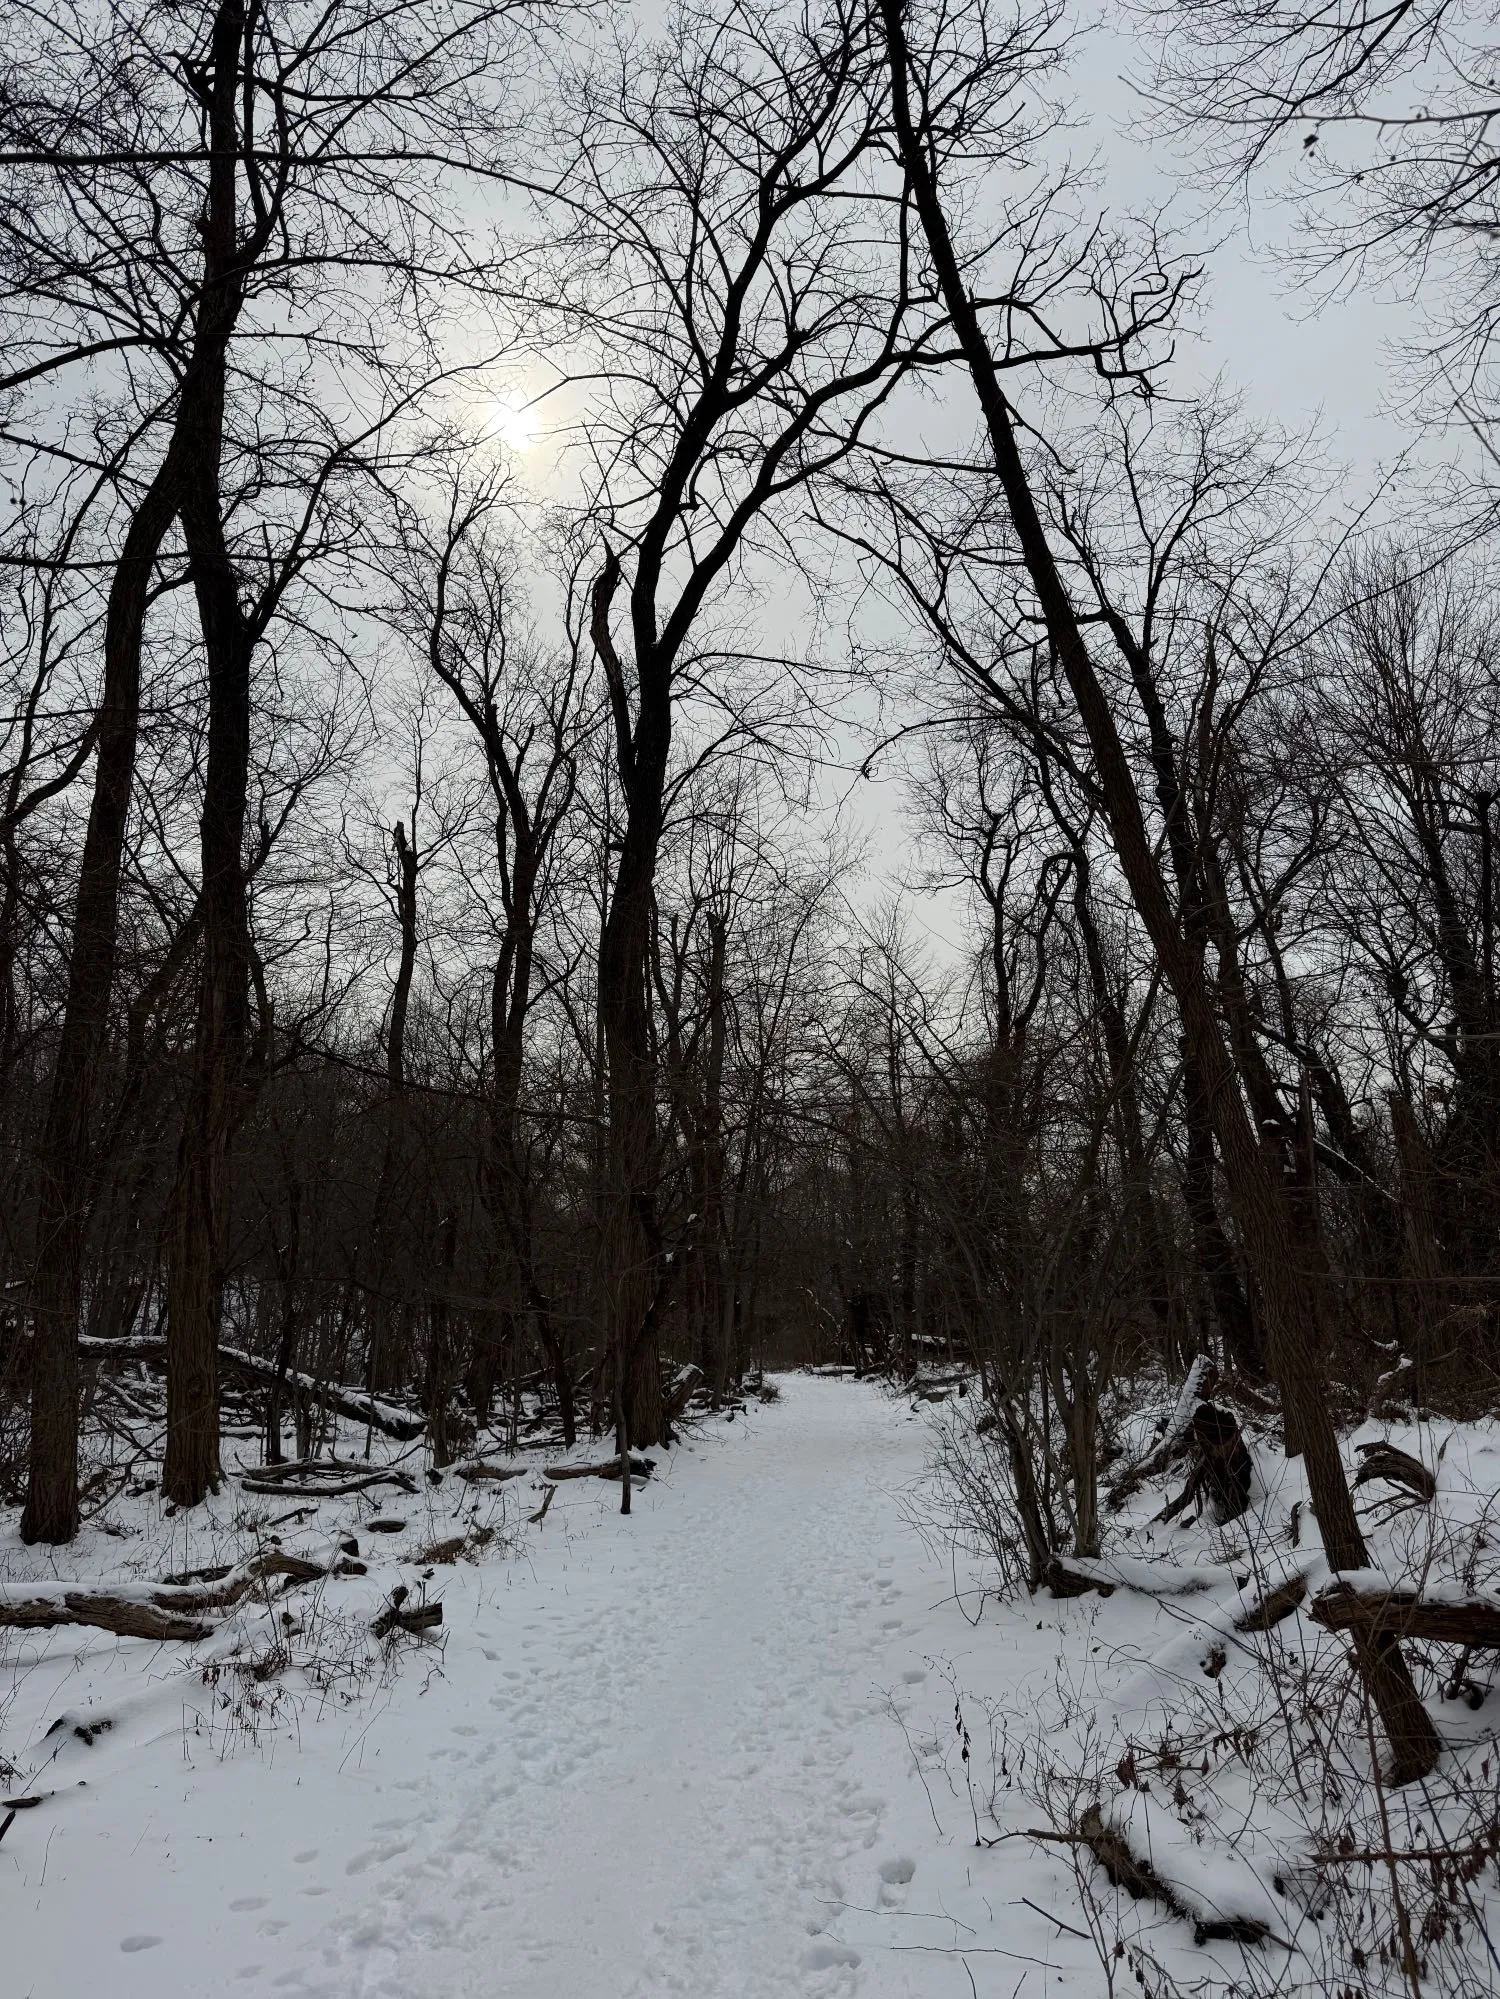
xmin=371 ymin=1586 xmax=442 ymax=1638
xmin=1027 ymin=1805 xmax=1277 ymax=1946
xmin=0 ymin=1592 xmax=216 ymax=1642
xmin=1045 ymin=1553 xmax=1229 ymax=1600
xmin=0 ymin=1549 xmax=356 ymax=1642
xmin=1311 ymin=1576 xmax=1500 ymax=1646
xmin=542 ymin=1455 xmax=656 ymax=1482
xmin=77 ymin=1336 xmax=427 ymax=1441
xmin=240 ymin=1467 xmax=417 ymax=1497
xmin=1233 ymin=1571 xmax=1310 ymax=1631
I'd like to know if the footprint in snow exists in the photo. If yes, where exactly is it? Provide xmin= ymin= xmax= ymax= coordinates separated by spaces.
xmin=293 ymin=1848 xmax=319 ymax=1864
xmin=878 ymin=1856 xmax=916 ymax=1906
xmin=229 ymin=1897 xmax=268 ymax=1912
xmin=801 ymin=1942 xmax=861 ymax=1971
xmin=120 ymin=1936 xmax=162 ymax=1954
xmin=901 ymin=1668 xmax=926 ymax=1685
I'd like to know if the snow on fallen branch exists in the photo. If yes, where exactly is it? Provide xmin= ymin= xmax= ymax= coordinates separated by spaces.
xmin=1024 ymin=1805 xmax=1280 ymax=1946
xmin=542 ymin=1455 xmax=656 ymax=1483
xmin=1106 ymin=1355 xmax=1217 ymax=1510
xmin=78 ymin=1336 xmax=426 ymax=1440
xmin=371 ymin=1584 xmax=442 ymax=1639
xmin=1045 ymin=1552 xmax=1231 ymax=1600
xmin=0 ymin=1548 xmax=365 ymax=1642
xmin=238 ymin=1455 xmax=418 ymax=1498
xmin=1311 ymin=1574 xmax=1500 ymax=1647
xmin=1233 ymin=1569 xmax=1312 ymax=1632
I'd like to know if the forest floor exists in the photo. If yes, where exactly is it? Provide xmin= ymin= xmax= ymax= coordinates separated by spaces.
xmin=2 ymin=1373 xmax=1498 ymax=1998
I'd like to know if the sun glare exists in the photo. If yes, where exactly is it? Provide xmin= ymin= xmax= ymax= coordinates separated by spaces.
xmin=490 ymin=393 xmax=540 ymax=454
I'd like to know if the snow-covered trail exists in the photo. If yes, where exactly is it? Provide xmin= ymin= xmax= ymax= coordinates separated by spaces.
xmin=11 ymin=1377 xmax=996 ymax=1999
xmin=315 ymin=1377 xmax=927 ymax=1999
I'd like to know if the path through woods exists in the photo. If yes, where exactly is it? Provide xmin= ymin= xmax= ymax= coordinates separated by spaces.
xmin=13 ymin=1378 xmax=1068 ymax=1999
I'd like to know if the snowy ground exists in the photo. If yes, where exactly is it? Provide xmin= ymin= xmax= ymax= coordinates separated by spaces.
xmin=0 ymin=1377 xmax=1065 ymax=1999
xmin=3 ymin=1374 xmax=1498 ymax=1997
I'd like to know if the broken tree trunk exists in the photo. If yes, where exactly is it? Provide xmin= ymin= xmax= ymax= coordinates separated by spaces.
xmin=371 ymin=1585 xmax=442 ymax=1638
xmin=1158 ymin=1403 xmax=1253 ymax=1526
xmin=1106 ymin=1356 xmax=1218 ymax=1510
xmin=1353 ymin=1442 xmax=1436 ymax=1503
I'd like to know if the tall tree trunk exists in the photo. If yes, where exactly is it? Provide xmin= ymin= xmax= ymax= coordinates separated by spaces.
xmin=699 ymin=909 xmax=730 ymax=1399
xmin=266 ymin=1163 xmax=303 ymax=1466
xmin=592 ymin=555 xmax=671 ymax=1451
xmin=880 ymin=0 xmax=1439 ymax=1782
xmin=425 ymin=1210 xmax=460 ymax=1467
xmin=21 ymin=453 xmax=184 ymax=1543
xmin=161 ymin=332 xmax=254 ymax=1504
xmin=152 ymin=0 xmax=257 ymax=1509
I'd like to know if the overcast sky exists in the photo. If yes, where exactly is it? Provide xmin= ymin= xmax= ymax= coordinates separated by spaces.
xmin=1073 ymin=8 xmax=1426 ymax=471
xmin=492 ymin=1 xmax=1440 ymax=964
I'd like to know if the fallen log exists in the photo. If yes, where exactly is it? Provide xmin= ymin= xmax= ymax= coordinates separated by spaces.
xmin=455 ymin=1460 xmax=526 ymax=1484
xmin=244 ymin=1456 xmax=401 ymax=1482
xmin=543 ymin=1455 xmax=656 ymax=1483
xmin=0 ymin=1593 xmax=216 ymax=1642
xmin=77 ymin=1336 xmax=427 ymax=1441
xmin=1045 ymin=1554 xmax=1230 ymax=1601
xmin=1311 ymin=1578 xmax=1500 ymax=1648
xmin=0 ymin=1549 xmax=356 ymax=1641
xmin=240 ymin=1468 xmax=416 ymax=1498
xmin=1234 ymin=1572 xmax=1310 ymax=1633
xmin=371 ymin=1585 xmax=442 ymax=1639
xmin=1075 ymin=1805 xmax=1274 ymax=1947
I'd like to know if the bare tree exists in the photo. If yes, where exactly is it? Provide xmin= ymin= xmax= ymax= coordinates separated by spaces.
xmin=550 ymin=0 xmax=949 ymax=1452
xmin=878 ymin=0 xmax=1441 ymax=1780
xmin=2 ymin=0 xmax=552 ymax=1534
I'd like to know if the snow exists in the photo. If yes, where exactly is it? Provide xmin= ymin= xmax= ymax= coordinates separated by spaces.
xmin=0 ymin=1378 xmax=1043 ymax=1997
xmin=4 ymin=1376 xmax=1500 ymax=1998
